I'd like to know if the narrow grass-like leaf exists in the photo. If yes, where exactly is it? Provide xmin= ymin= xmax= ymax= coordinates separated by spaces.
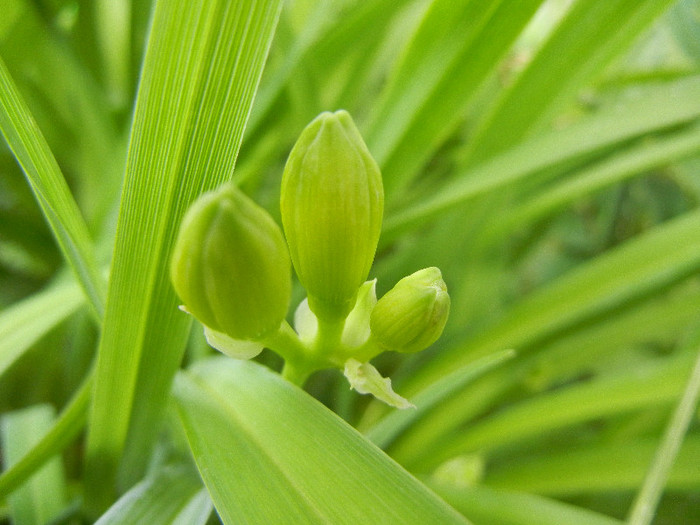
xmin=464 ymin=0 xmax=675 ymax=164
xmin=414 ymin=207 xmax=700 ymax=389
xmin=434 ymin=352 xmax=693 ymax=465
xmin=366 ymin=0 xmax=543 ymax=193
xmin=501 ymin=124 xmax=700 ymax=231
xmin=1 ymin=405 xmax=67 ymax=525
xmin=0 ymin=55 xmax=104 ymax=317
xmin=0 ymin=373 xmax=92 ymax=501
xmin=0 ymin=279 xmax=84 ymax=378
xmin=174 ymin=357 xmax=470 ymax=525
xmin=383 ymin=76 xmax=700 ymax=239
xmin=85 ymin=0 xmax=283 ymax=509
xmin=386 ymin=209 xmax=700 ymax=467
xmin=95 ymin=466 xmax=211 ymax=525
xmin=627 ymin=341 xmax=700 ymax=525
xmin=484 ymin=436 xmax=700 ymax=495
xmin=363 ymin=349 xmax=515 ymax=448
xmin=1 ymin=0 xmax=122 ymax=229
xmin=429 ymin=483 xmax=623 ymax=525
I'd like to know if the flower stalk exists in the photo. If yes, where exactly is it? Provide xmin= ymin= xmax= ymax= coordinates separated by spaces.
xmin=170 ymin=110 xmax=450 ymax=405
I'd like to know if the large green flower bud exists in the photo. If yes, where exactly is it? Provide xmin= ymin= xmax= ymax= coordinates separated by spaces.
xmin=170 ymin=183 xmax=291 ymax=341
xmin=370 ymin=267 xmax=450 ymax=353
xmin=281 ymin=110 xmax=383 ymax=322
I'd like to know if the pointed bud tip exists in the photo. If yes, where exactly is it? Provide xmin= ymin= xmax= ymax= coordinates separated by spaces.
xmin=281 ymin=110 xmax=383 ymax=321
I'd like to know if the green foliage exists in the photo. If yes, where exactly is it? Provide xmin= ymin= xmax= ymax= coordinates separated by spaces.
xmin=2 ymin=0 xmax=700 ymax=523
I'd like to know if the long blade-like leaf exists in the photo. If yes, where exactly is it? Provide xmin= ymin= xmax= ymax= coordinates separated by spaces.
xmin=429 ymin=483 xmax=623 ymax=525
xmin=173 ymin=357 xmax=470 ymax=525
xmin=95 ymin=466 xmax=211 ymax=525
xmin=0 ymin=279 xmax=84 ymax=378
xmin=84 ymin=0 xmax=283 ymax=511
xmin=1 ymin=405 xmax=67 ymax=525
xmin=0 ymin=55 xmax=104 ymax=317
xmin=464 ymin=0 xmax=675 ymax=164
xmin=383 ymin=77 xmax=700 ymax=239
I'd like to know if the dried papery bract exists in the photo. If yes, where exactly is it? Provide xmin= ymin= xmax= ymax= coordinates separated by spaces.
xmin=281 ymin=110 xmax=384 ymax=322
xmin=170 ymin=183 xmax=291 ymax=341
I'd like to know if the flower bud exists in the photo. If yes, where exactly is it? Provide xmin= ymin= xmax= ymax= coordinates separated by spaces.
xmin=370 ymin=267 xmax=450 ymax=353
xmin=170 ymin=183 xmax=291 ymax=340
xmin=281 ymin=110 xmax=383 ymax=321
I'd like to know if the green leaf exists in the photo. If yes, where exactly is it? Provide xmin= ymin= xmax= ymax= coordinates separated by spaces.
xmin=628 ymin=339 xmax=700 ymax=525
xmin=0 ymin=373 xmax=91 ymax=502
xmin=438 ymin=352 xmax=693 ymax=462
xmin=173 ymin=357 xmax=470 ymax=525
xmin=501 ymin=124 xmax=700 ymax=231
xmin=1 ymin=405 xmax=67 ymax=525
xmin=387 ymin=209 xmax=700 ymax=468
xmin=464 ymin=0 xmax=676 ymax=164
xmin=363 ymin=349 xmax=515 ymax=448
xmin=0 ymin=279 xmax=84 ymax=379
xmin=415 ymin=206 xmax=700 ymax=390
xmin=0 ymin=55 xmax=105 ymax=317
xmin=429 ymin=483 xmax=623 ymax=525
xmin=83 ymin=0 xmax=283 ymax=511
xmin=366 ymin=0 xmax=543 ymax=194
xmin=483 ymin=436 xmax=700 ymax=496
xmin=383 ymin=76 xmax=700 ymax=239
xmin=95 ymin=466 xmax=211 ymax=525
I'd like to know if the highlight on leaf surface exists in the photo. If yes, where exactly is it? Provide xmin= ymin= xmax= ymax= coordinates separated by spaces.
xmin=281 ymin=109 xmax=384 ymax=322
xmin=170 ymin=183 xmax=291 ymax=341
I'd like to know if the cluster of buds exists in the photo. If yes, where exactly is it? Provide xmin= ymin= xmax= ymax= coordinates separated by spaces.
xmin=170 ymin=110 xmax=450 ymax=408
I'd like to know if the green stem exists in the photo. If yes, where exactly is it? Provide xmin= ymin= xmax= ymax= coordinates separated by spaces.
xmin=262 ymin=320 xmax=309 ymax=363
xmin=281 ymin=360 xmax=313 ymax=387
xmin=314 ymin=317 xmax=346 ymax=359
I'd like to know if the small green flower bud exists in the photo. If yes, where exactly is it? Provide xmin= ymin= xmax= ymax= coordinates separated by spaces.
xmin=370 ymin=267 xmax=450 ymax=353
xmin=170 ymin=183 xmax=291 ymax=341
xmin=281 ymin=110 xmax=383 ymax=321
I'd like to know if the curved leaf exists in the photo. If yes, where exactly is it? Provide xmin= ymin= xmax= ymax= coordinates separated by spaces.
xmin=173 ymin=357 xmax=469 ymax=525
xmin=95 ymin=466 xmax=211 ymax=525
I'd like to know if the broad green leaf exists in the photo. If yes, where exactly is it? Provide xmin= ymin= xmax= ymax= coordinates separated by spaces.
xmin=383 ymin=76 xmax=700 ymax=239
xmin=484 ymin=436 xmax=700 ymax=496
xmin=429 ymin=483 xmax=623 ymax=525
xmin=1 ymin=405 xmax=67 ymax=525
xmin=0 ymin=373 xmax=91 ymax=500
xmin=173 ymin=357 xmax=470 ymax=525
xmin=95 ymin=466 xmax=211 ymax=525
xmin=0 ymin=55 xmax=104 ymax=317
xmin=84 ymin=0 xmax=283 ymax=510
xmin=0 ymin=279 xmax=84 ymax=379
xmin=464 ymin=0 xmax=676 ymax=164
